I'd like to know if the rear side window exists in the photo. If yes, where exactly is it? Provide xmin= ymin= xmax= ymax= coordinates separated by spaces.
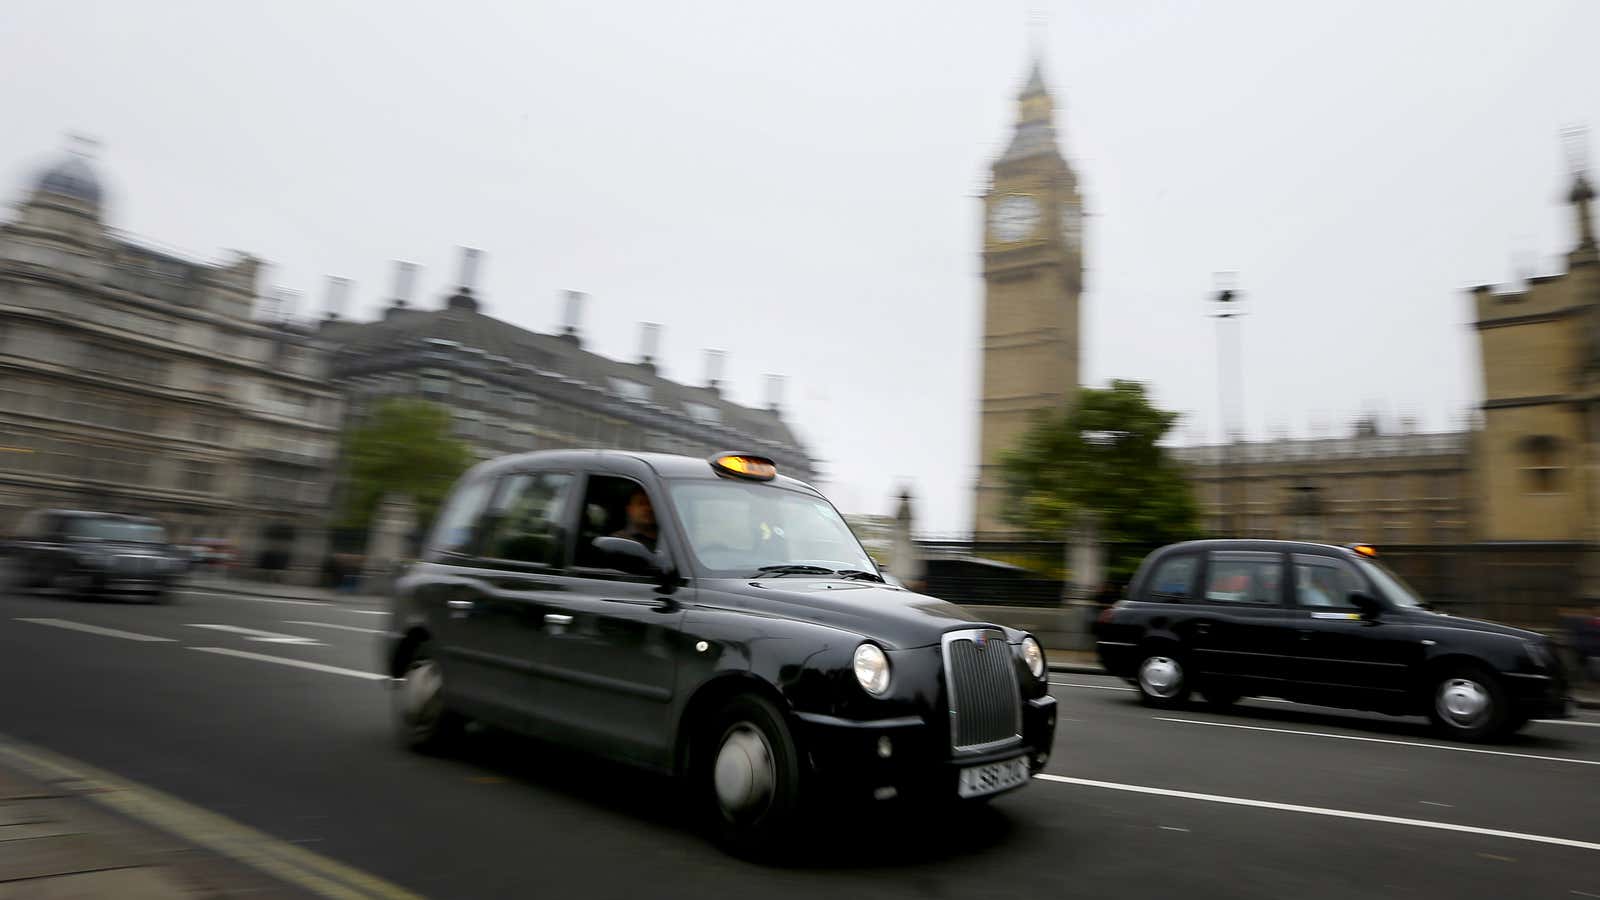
xmin=480 ymin=472 xmax=573 ymax=567
xmin=1204 ymin=551 xmax=1284 ymax=605
xmin=1145 ymin=554 xmax=1198 ymax=601
xmin=431 ymin=477 xmax=494 ymax=556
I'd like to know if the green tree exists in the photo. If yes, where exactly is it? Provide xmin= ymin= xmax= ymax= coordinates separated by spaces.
xmin=999 ymin=379 xmax=1200 ymax=582
xmin=339 ymin=398 xmax=474 ymax=534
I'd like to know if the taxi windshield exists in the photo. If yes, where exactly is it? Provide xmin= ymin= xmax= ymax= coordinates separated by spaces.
xmin=1355 ymin=557 xmax=1426 ymax=610
xmin=667 ymin=479 xmax=876 ymax=578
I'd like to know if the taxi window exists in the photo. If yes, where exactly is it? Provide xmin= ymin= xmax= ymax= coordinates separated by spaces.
xmin=1203 ymin=551 xmax=1283 ymax=605
xmin=430 ymin=476 xmax=494 ymax=556
xmin=481 ymin=472 xmax=573 ymax=567
xmin=1292 ymin=554 xmax=1361 ymax=609
xmin=1145 ymin=554 xmax=1197 ymax=602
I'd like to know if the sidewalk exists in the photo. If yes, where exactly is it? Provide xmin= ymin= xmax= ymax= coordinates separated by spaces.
xmin=0 ymin=752 xmax=305 ymax=898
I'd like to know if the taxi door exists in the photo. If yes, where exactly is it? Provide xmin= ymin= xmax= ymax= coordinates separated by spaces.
xmin=530 ymin=467 xmax=685 ymax=771
xmin=1184 ymin=550 xmax=1294 ymax=692
xmin=1284 ymin=553 xmax=1418 ymax=703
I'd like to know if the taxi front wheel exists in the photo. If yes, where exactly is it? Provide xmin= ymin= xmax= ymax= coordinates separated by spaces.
xmin=697 ymin=694 xmax=804 ymax=858
xmin=1426 ymin=664 xmax=1512 ymax=742
xmin=1135 ymin=650 xmax=1190 ymax=708
xmin=394 ymin=643 xmax=464 ymax=753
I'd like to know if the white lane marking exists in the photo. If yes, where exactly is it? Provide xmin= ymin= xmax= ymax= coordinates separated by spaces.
xmin=283 ymin=620 xmax=385 ymax=636
xmin=1420 ymin=801 xmax=1454 ymax=808
xmin=176 ymin=590 xmax=387 ymax=616
xmin=1536 ymin=718 xmax=1600 ymax=728
xmin=1035 ymin=774 xmax=1600 ymax=852
xmin=1159 ymin=826 xmax=1190 ymax=833
xmin=186 ymin=624 xmax=323 ymax=646
xmin=16 ymin=618 xmax=175 ymax=643
xmin=189 ymin=647 xmax=387 ymax=681
xmin=1154 ymin=716 xmax=1600 ymax=768
xmin=1050 ymin=681 xmax=1135 ymax=692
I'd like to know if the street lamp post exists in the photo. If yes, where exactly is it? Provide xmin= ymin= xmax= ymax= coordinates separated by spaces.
xmin=1209 ymin=278 xmax=1246 ymax=535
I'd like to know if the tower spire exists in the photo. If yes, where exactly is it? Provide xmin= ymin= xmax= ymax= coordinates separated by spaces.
xmin=1565 ymin=126 xmax=1596 ymax=260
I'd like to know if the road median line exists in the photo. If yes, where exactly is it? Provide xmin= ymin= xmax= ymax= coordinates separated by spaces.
xmin=1153 ymin=715 xmax=1600 ymax=766
xmin=0 ymin=733 xmax=426 ymax=899
xmin=1035 ymin=773 xmax=1600 ymax=852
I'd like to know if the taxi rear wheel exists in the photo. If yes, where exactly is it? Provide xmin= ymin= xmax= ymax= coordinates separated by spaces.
xmin=1426 ymin=664 xmax=1511 ymax=742
xmin=1135 ymin=650 xmax=1190 ymax=708
xmin=394 ymin=643 xmax=464 ymax=753
xmin=697 ymin=694 xmax=803 ymax=858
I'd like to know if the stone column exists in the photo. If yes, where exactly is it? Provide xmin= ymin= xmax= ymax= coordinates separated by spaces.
xmin=363 ymin=494 xmax=417 ymax=595
xmin=287 ymin=523 xmax=330 ymax=587
xmin=1060 ymin=513 xmax=1105 ymax=652
xmin=889 ymin=490 xmax=925 ymax=591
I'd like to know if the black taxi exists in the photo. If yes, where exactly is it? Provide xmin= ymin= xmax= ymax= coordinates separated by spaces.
xmin=383 ymin=451 xmax=1056 ymax=851
xmin=1094 ymin=540 xmax=1572 ymax=741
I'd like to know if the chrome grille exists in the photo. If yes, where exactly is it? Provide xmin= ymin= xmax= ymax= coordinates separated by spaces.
xmin=943 ymin=629 xmax=1022 ymax=752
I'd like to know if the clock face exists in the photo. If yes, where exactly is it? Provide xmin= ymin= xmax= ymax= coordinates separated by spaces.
xmin=990 ymin=194 xmax=1040 ymax=243
xmin=1061 ymin=202 xmax=1083 ymax=246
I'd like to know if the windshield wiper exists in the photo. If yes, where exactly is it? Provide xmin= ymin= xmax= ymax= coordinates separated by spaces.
xmin=751 ymin=564 xmax=836 ymax=578
xmin=834 ymin=569 xmax=885 ymax=583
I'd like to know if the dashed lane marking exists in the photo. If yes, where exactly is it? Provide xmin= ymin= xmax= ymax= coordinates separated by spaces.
xmin=1154 ymin=716 xmax=1600 ymax=767
xmin=284 ymin=620 xmax=386 ymax=636
xmin=16 ymin=617 xmax=175 ymax=642
xmin=190 ymin=647 xmax=388 ymax=681
xmin=1034 ymin=774 xmax=1600 ymax=852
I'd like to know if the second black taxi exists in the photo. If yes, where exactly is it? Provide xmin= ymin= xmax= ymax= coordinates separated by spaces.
xmin=1095 ymin=539 xmax=1572 ymax=741
xmin=384 ymin=451 xmax=1057 ymax=853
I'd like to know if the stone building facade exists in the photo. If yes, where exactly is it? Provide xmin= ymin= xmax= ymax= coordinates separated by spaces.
xmin=1173 ymin=422 xmax=1475 ymax=545
xmin=973 ymin=59 xmax=1085 ymax=538
xmin=318 ymin=255 xmax=814 ymax=508
xmin=0 ymin=148 xmax=342 ymax=571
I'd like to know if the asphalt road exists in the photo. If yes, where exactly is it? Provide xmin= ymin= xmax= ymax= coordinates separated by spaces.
xmin=1 ymin=582 xmax=1597 ymax=899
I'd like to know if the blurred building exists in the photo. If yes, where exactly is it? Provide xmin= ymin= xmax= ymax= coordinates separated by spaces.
xmin=318 ymin=255 xmax=814 ymax=492
xmin=0 ymin=146 xmax=342 ymax=570
xmin=1173 ymin=419 xmax=1475 ymax=545
xmin=1471 ymin=170 xmax=1600 ymax=543
xmin=972 ymin=57 xmax=1085 ymax=538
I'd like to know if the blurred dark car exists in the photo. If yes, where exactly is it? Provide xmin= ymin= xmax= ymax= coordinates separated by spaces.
xmin=4 ymin=509 xmax=186 ymax=602
xmin=1094 ymin=540 xmax=1572 ymax=742
xmin=1567 ymin=610 xmax=1600 ymax=681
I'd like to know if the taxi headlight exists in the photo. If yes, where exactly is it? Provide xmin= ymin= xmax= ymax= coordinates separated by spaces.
xmin=1021 ymin=636 xmax=1046 ymax=679
xmin=853 ymin=643 xmax=891 ymax=696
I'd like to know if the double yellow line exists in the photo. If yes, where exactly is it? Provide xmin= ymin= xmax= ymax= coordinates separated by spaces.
xmin=0 ymin=735 xmax=425 ymax=900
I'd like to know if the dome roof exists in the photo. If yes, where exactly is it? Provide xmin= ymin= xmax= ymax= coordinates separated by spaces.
xmin=35 ymin=154 xmax=103 ymax=206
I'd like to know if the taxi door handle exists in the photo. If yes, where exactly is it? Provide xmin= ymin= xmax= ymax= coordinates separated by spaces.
xmin=1194 ymin=623 xmax=1210 ymax=635
xmin=447 ymin=599 xmax=474 ymax=611
xmin=545 ymin=614 xmax=574 ymax=626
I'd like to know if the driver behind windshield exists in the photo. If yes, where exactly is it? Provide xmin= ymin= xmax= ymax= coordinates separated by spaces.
xmin=612 ymin=487 xmax=658 ymax=552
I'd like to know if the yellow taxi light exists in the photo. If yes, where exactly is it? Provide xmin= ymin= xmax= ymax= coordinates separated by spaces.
xmin=710 ymin=453 xmax=777 ymax=481
xmin=1350 ymin=544 xmax=1379 ymax=558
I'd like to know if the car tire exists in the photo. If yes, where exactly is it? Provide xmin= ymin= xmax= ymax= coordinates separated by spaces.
xmin=1426 ymin=664 xmax=1512 ymax=742
xmin=698 ymin=694 xmax=804 ymax=859
xmin=1135 ymin=650 xmax=1190 ymax=708
xmin=393 ymin=643 xmax=464 ymax=754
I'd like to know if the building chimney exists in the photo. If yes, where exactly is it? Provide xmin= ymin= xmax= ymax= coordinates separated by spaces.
xmin=638 ymin=322 xmax=661 ymax=372
xmin=322 ymin=276 xmax=352 ymax=321
xmin=560 ymin=290 xmax=586 ymax=345
xmin=704 ymin=349 xmax=726 ymax=393
xmin=390 ymin=261 xmax=418 ymax=306
xmin=765 ymin=374 xmax=785 ymax=411
xmin=446 ymin=247 xmax=482 ymax=312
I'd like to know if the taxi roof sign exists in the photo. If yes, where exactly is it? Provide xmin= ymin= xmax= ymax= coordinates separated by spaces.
xmin=1345 ymin=543 xmax=1379 ymax=558
xmin=710 ymin=453 xmax=777 ymax=481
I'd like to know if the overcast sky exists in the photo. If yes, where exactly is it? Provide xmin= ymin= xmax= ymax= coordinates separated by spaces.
xmin=5 ymin=1 xmax=1598 ymax=533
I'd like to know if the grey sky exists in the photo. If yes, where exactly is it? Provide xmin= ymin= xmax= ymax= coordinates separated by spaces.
xmin=4 ymin=1 xmax=1597 ymax=534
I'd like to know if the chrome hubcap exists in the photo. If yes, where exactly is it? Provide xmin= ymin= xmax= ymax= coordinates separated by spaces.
xmin=1140 ymin=656 xmax=1183 ymax=698
xmin=713 ymin=723 xmax=775 ymax=818
xmin=1437 ymin=678 xmax=1490 ymax=728
xmin=401 ymin=658 xmax=443 ymax=726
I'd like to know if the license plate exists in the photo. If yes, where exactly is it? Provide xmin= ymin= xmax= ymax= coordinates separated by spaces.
xmin=957 ymin=756 xmax=1029 ymax=799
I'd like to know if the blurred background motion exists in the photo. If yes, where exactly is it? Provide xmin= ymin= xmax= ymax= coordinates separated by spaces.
xmin=0 ymin=1 xmax=1597 ymax=898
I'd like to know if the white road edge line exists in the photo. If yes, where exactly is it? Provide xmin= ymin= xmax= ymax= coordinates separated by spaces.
xmin=189 ymin=647 xmax=388 ymax=681
xmin=284 ymin=620 xmax=386 ymax=636
xmin=16 ymin=618 xmax=175 ymax=643
xmin=1034 ymin=774 xmax=1600 ymax=853
xmin=1154 ymin=716 xmax=1600 ymax=767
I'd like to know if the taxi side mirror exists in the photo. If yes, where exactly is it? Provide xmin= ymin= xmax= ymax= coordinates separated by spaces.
xmin=1349 ymin=591 xmax=1382 ymax=619
xmin=590 ymin=536 xmax=667 ymax=578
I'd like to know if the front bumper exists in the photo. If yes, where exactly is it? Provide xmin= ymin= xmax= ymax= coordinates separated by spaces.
xmin=795 ymin=694 xmax=1057 ymax=801
xmin=1503 ymin=671 xmax=1572 ymax=720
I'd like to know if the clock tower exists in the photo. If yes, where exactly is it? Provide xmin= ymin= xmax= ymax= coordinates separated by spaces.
xmin=972 ymin=58 xmax=1084 ymax=538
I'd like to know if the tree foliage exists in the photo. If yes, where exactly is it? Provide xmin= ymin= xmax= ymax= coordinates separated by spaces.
xmin=339 ymin=398 xmax=474 ymax=533
xmin=999 ymin=380 xmax=1200 ymax=581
